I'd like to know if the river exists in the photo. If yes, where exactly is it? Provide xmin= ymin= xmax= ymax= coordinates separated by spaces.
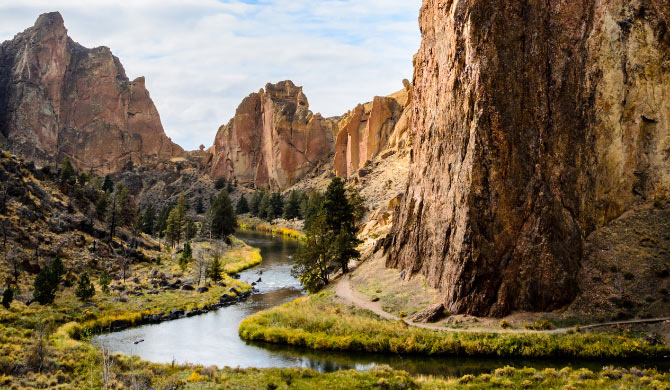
xmin=93 ymin=231 xmax=669 ymax=377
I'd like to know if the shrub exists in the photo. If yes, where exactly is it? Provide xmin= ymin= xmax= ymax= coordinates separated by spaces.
xmin=75 ymin=273 xmax=95 ymax=301
xmin=499 ymin=320 xmax=511 ymax=329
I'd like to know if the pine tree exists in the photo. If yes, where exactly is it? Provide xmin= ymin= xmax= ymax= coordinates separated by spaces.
xmin=249 ymin=191 xmax=263 ymax=216
xmin=211 ymin=190 xmax=237 ymax=240
xmin=208 ymin=254 xmax=223 ymax=283
xmin=155 ymin=204 xmax=172 ymax=237
xmin=178 ymin=242 xmax=192 ymax=271
xmin=283 ymin=190 xmax=301 ymax=220
xmin=291 ymin=212 xmax=333 ymax=293
xmin=322 ymin=177 xmax=360 ymax=274
xmin=33 ymin=259 xmax=64 ymax=306
xmin=141 ymin=205 xmax=156 ymax=235
xmin=95 ymin=192 xmax=109 ymax=220
xmin=99 ymin=269 xmax=111 ymax=294
xmin=75 ymin=272 xmax=96 ymax=301
xmin=184 ymin=219 xmax=197 ymax=241
xmin=258 ymin=191 xmax=271 ymax=220
xmin=236 ymin=195 xmax=250 ymax=215
xmin=303 ymin=190 xmax=324 ymax=229
xmin=2 ymin=286 xmax=13 ymax=309
xmin=102 ymin=175 xmax=114 ymax=193
xmin=59 ymin=157 xmax=76 ymax=184
xmin=115 ymin=183 xmax=134 ymax=227
xmin=165 ymin=209 xmax=180 ymax=247
xmin=195 ymin=197 xmax=205 ymax=214
xmin=269 ymin=192 xmax=284 ymax=219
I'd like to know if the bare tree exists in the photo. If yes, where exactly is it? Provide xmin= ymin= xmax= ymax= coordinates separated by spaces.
xmin=27 ymin=318 xmax=52 ymax=373
xmin=120 ymin=258 xmax=131 ymax=284
xmin=5 ymin=247 xmax=22 ymax=286
xmin=100 ymin=345 xmax=113 ymax=390
xmin=193 ymin=250 xmax=209 ymax=286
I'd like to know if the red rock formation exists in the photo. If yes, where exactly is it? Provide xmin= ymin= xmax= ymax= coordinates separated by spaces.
xmin=334 ymin=86 xmax=409 ymax=177
xmin=211 ymin=81 xmax=335 ymax=189
xmin=0 ymin=12 xmax=182 ymax=174
xmin=386 ymin=0 xmax=670 ymax=316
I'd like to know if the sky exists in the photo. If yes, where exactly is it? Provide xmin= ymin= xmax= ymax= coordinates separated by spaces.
xmin=0 ymin=0 xmax=421 ymax=150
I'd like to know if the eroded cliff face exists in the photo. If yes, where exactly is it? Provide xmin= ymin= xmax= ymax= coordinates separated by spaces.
xmin=0 ymin=12 xmax=182 ymax=174
xmin=334 ymin=84 xmax=411 ymax=177
xmin=386 ymin=0 xmax=670 ymax=316
xmin=211 ymin=80 xmax=335 ymax=190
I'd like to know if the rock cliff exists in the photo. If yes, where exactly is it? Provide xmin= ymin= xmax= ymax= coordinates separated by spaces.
xmin=334 ymin=83 xmax=411 ymax=177
xmin=386 ymin=0 xmax=670 ymax=316
xmin=210 ymin=80 xmax=335 ymax=190
xmin=0 ymin=12 xmax=182 ymax=174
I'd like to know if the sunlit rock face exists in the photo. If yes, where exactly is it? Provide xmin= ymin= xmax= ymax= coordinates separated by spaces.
xmin=0 ymin=12 xmax=182 ymax=174
xmin=211 ymin=80 xmax=336 ymax=190
xmin=386 ymin=0 xmax=670 ymax=317
xmin=334 ymin=85 xmax=410 ymax=178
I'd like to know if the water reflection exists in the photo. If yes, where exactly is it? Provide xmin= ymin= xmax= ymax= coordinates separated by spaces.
xmin=93 ymin=231 xmax=670 ymax=375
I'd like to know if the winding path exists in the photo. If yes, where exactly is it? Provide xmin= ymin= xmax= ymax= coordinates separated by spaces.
xmin=335 ymin=276 xmax=670 ymax=335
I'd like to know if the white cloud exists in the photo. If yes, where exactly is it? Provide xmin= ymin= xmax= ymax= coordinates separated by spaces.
xmin=0 ymin=0 xmax=421 ymax=150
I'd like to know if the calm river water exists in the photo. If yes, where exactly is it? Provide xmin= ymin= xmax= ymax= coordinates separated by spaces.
xmin=93 ymin=231 xmax=669 ymax=376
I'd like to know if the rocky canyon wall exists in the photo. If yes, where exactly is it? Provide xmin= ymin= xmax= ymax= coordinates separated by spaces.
xmin=0 ymin=12 xmax=182 ymax=174
xmin=334 ymin=84 xmax=411 ymax=177
xmin=210 ymin=80 xmax=336 ymax=190
xmin=386 ymin=0 xmax=670 ymax=316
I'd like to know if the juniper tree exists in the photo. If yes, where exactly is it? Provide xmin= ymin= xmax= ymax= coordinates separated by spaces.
xmin=208 ymin=253 xmax=223 ymax=283
xmin=211 ymin=190 xmax=236 ymax=241
xmin=236 ymin=195 xmax=250 ymax=215
xmin=75 ymin=272 xmax=96 ymax=301
xmin=2 ymin=286 xmax=13 ymax=309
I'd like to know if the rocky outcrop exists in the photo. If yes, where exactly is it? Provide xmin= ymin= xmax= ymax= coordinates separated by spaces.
xmin=211 ymin=80 xmax=335 ymax=190
xmin=334 ymin=83 xmax=411 ymax=177
xmin=386 ymin=0 xmax=670 ymax=317
xmin=0 ymin=12 xmax=182 ymax=174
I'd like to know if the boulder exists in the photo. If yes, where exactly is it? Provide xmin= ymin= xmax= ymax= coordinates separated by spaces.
xmin=409 ymin=304 xmax=445 ymax=323
xmin=180 ymin=284 xmax=195 ymax=291
xmin=196 ymin=286 xmax=209 ymax=294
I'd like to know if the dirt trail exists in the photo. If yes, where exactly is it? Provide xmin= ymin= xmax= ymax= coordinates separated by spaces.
xmin=335 ymin=276 xmax=670 ymax=335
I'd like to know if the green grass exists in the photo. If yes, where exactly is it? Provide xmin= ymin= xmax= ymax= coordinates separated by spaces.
xmin=239 ymin=291 xmax=669 ymax=359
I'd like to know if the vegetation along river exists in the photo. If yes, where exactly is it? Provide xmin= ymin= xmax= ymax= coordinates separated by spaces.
xmin=94 ymin=231 xmax=670 ymax=377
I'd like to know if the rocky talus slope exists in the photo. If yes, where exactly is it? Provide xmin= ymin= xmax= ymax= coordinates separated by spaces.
xmin=210 ymin=80 xmax=336 ymax=190
xmin=0 ymin=12 xmax=182 ymax=174
xmin=386 ymin=0 xmax=670 ymax=316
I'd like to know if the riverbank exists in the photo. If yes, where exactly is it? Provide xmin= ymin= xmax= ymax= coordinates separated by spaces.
xmin=238 ymin=216 xmax=304 ymax=240
xmin=239 ymin=290 xmax=670 ymax=359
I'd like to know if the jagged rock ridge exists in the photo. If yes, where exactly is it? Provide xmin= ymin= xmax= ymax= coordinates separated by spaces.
xmin=386 ymin=0 xmax=670 ymax=316
xmin=210 ymin=80 xmax=336 ymax=190
xmin=0 ymin=12 xmax=182 ymax=174
xmin=334 ymin=82 xmax=411 ymax=178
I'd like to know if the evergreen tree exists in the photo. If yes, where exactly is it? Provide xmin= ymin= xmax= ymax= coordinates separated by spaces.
xmin=165 ymin=209 xmax=181 ymax=247
xmin=211 ymin=190 xmax=237 ymax=240
xmin=59 ymin=157 xmax=76 ymax=184
xmin=299 ymin=191 xmax=309 ymax=217
xmin=95 ymin=192 xmax=109 ymax=220
xmin=283 ymin=190 xmax=301 ymax=220
xmin=75 ymin=272 xmax=95 ymax=301
xmin=303 ymin=190 xmax=324 ymax=229
xmin=214 ymin=177 xmax=226 ymax=190
xmin=195 ymin=197 xmax=205 ymax=214
xmin=249 ymin=191 xmax=263 ymax=216
xmin=33 ymin=259 xmax=64 ymax=306
xmin=155 ymin=205 xmax=172 ymax=237
xmin=322 ymin=178 xmax=360 ymax=274
xmin=178 ymin=242 xmax=192 ymax=271
xmin=236 ymin=195 xmax=250 ymax=215
xmin=269 ymin=192 xmax=284 ymax=219
xmin=99 ymin=269 xmax=111 ymax=294
xmin=102 ymin=175 xmax=114 ymax=193
xmin=115 ymin=183 xmax=134 ymax=227
xmin=258 ymin=191 xmax=271 ymax=220
xmin=184 ymin=219 xmax=197 ymax=241
xmin=208 ymin=254 xmax=223 ymax=283
xmin=141 ymin=205 xmax=156 ymax=235
xmin=291 ymin=213 xmax=333 ymax=293
xmin=2 ymin=286 xmax=13 ymax=309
